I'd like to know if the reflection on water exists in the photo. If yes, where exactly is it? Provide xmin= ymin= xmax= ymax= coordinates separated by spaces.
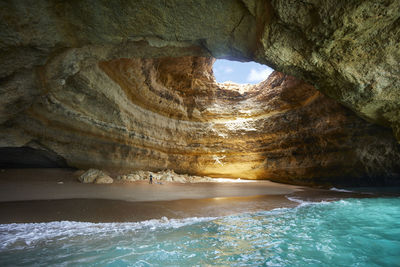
xmin=0 ymin=198 xmax=399 ymax=266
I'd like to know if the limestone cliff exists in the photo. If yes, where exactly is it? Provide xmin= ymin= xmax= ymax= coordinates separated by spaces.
xmin=1 ymin=1 xmax=400 ymax=185
xmin=1 ymin=54 xmax=399 ymax=185
xmin=1 ymin=0 xmax=399 ymax=141
xmin=258 ymin=0 xmax=400 ymax=143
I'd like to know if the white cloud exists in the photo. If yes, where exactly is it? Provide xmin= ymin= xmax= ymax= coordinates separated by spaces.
xmin=213 ymin=66 xmax=233 ymax=75
xmin=224 ymin=67 xmax=233 ymax=73
xmin=247 ymin=67 xmax=274 ymax=82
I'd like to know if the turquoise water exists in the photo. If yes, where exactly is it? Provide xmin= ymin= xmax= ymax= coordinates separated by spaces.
xmin=1 ymin=198 xmax=400 ymax=266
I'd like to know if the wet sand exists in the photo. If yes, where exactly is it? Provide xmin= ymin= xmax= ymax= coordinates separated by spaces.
xmin=0 ymin=196 xmax=299 ymax=223
xmin=0 ymin=169 xmax=392 ymax=223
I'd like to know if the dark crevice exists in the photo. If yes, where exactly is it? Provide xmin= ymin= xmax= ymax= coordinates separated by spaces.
xmin=0 ymin=147 xmax=70 ymax=168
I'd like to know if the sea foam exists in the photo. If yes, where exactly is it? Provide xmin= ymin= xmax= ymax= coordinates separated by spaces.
xmin=329 ymin=187 xmax=354 ymax=192
xmin=0 ymin=216 xmax=215 ymax=251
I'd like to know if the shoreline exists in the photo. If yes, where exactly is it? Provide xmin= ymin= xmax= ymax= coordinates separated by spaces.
xmin=0 ymin=168 xmax=397 ymax=224
xmin=0 ymin=195 xmax=297 ymax=224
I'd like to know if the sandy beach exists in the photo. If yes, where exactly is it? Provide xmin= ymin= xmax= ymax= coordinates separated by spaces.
xmin=0 ymin=168 xmax=382 ymax=223
xmin=0 ymin=169 xmax=301 ymax=202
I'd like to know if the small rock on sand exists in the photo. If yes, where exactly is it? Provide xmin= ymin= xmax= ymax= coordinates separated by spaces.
xmin=116 ymin=169 xmax=214 ymax=183
xmin=94 ymin=175 xmax=114 ymax=184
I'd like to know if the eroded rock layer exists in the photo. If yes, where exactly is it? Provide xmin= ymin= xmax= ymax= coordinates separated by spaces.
xmin=1 ymin=54 xmax=399 ymax=185
xmin=1 ymin=0 xmax=399 ymax=141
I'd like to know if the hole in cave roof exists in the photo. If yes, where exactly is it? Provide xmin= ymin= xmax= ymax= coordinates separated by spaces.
xmin=212 ymin=59 xmax=274 ymax=85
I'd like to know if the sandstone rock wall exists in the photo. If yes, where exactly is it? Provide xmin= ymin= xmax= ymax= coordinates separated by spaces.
xmin=258 ymin=0 xmax=400 ymax=143
xmin=1 ymin=53 xmax=399 ymax=185
xmin=1 ymin=0 xmax=399 ymax=141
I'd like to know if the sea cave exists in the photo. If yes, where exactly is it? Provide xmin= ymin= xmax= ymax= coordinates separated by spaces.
xmin=0 ymin=1 xmax=399 ymax=266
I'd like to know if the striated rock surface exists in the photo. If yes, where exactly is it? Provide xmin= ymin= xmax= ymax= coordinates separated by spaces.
xmin=0 ymin=0 xmax=399 ymax=140
xmin=1 ymin=54 xmax=399 ymax=186
xmin=1 ymin=1 xmax=400 ymax=185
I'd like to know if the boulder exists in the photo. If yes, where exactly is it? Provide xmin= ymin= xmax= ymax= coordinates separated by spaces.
xmin=78 ymin=169 xmax=113 ymax=184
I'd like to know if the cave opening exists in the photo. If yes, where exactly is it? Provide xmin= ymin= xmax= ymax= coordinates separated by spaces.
xmin=0 ymin=147 xmax=69 ymax=168
xmin=212 ymin=59 xmax=274 ymax=85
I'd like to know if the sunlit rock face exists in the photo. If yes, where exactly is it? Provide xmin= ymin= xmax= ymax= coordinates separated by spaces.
xmin=1 ymin=0 xmax=399 ymax=141
xmin=1 ymin=53 xmax=399 ymax=185
xmin=1 ymin=0 xmax=400 ymax=185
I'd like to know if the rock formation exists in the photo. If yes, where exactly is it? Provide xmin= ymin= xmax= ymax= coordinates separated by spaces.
xmin=0 ymin=1 xmax=400 ymax=185
xmin=78 ymin=169 xmax=113 ymax=184
xmin=116 ymin=169 xmax=214 ymax=183
xmin=259 ymin=0 xmax=400 ymax=143
xmin=1 ymin=0 xmax=399 ymax=140
xmin=1 ymin=53 xmax=399 ymax=185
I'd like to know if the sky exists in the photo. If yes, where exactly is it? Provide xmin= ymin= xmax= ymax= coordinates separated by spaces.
xmin=213 ymin=59 xmax=274 ymax=84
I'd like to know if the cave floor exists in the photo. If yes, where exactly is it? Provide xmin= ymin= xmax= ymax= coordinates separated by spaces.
xmin=0 ymin=169 xmax=392 ymax=223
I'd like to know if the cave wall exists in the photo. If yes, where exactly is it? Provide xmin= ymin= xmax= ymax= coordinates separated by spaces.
xmin=1 ymin=52 xmax=399 ymax=185
xmin=1 ymin=0 xmax=400 ymax=185
xmin=1 ymin=0 xmax=399 ymax=141
xmin=258 ymin=0 xmax=400 ymax=142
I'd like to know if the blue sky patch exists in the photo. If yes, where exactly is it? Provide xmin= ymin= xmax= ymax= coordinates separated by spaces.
xmin=213 ymin=59 xmax=274 ymax=84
